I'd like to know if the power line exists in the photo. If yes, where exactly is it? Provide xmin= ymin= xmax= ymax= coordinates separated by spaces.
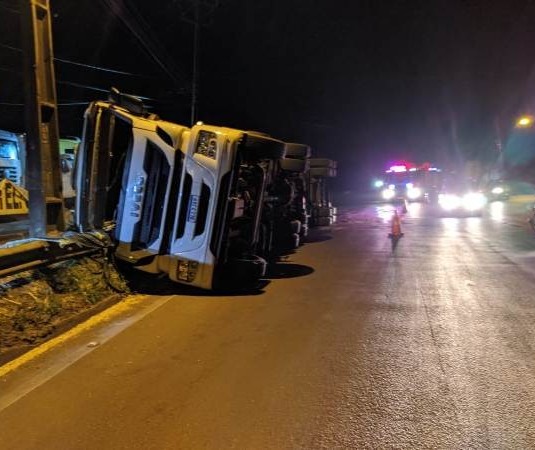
xmin=0 ymin=101 xmax=89 ymax=107
xmin=0 ymin=64 xmax=157 ymax=100
xmin=0 ymin=1 xmax=19 ymax=14
xmin=0 ymin=43 xmax=21 ymax=53
xmin=99 ymin=0 xmax=189 ymax=89
xmin=54 ymin=57 xmax=156 ymax=78
xmin=0 ymin=42 xmax=160 ymax=79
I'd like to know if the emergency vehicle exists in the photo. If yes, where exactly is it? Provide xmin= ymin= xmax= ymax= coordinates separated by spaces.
xmin=375 ymin=162 xmax=443 ymax=203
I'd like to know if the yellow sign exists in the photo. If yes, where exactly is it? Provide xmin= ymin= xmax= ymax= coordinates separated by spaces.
xmin=0 ymin=179 xmax=29 ymax=215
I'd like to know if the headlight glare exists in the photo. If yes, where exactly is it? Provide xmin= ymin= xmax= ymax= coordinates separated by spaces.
xmin=382 ymin=188 xmax=396 ymax=200
xmin=407 ymin=187 xmax=422 ymax=200
xmin=439 ymin=194 xmax=461 ymax=210
xmin=462 ymin=192 xmax=486 ymax=210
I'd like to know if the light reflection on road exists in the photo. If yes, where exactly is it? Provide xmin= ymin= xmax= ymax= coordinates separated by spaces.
xmin=465 ymin=217 xmax=482 ymax=233
xmin=405 ymin=201 xmax=422 ymax=218
xmin=441 ymin=217 xmax=460 ymax=236
xmin=374 ymin=204 xmax=398 ymax=223
xmin=488 ymin=201 xmax=505 ymax=222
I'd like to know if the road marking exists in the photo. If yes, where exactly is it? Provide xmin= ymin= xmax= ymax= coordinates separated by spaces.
xmin=0 ymin=294 xmax=173 ymax=412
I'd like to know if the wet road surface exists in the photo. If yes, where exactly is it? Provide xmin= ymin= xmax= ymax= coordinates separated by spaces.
xmin=2 ymin=200 xmax=535 ymax=448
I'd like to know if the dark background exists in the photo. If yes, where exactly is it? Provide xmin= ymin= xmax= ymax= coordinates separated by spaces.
xmin=2 ymin=0 xmax=535 ymax=190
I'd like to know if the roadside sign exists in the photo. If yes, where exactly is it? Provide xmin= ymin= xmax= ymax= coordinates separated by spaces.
xmin=0 ymin=179 xmax=29 ymax=215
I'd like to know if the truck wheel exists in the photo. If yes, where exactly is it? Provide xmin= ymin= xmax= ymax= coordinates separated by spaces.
xmin=309 ymin=167 xmax=337 ymax=178
xmin=280 ymin=158 xmax=308 ymax=173
xmin=316 ymin=216 xmax=332 ymax=227
xmin=242 ymin=133 xmax=286 ymax=161
xmin=316 ymin=206 xmax=331 ymax=217
xmin=284 ymin=143 xmax=311 ymax=159
xmin=231 ymin=255 xmax=267 ymax=280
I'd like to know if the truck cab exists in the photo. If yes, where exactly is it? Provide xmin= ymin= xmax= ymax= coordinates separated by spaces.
xmin=0 ymin=130 xmax=23 ymax=186
xmin=149 ymin=124 xmax=286 ymax=289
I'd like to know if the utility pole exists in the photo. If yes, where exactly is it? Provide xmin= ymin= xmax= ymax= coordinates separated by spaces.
xmin=19 ymin=0 xmax=64 ymax=236
xmin=175 ymin=0 xmax=219 ymax=124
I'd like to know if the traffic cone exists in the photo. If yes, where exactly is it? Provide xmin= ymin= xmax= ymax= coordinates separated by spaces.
xmin=388 ymin=210 xmax=404 ymax=239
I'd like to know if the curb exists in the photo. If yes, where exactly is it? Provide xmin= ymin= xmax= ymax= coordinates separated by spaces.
xmin=0 ymin=293 xmax=124 ymax=367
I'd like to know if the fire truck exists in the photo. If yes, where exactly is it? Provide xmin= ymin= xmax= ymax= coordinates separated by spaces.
xmin=375 ymin=162 xmax=443 ymax=203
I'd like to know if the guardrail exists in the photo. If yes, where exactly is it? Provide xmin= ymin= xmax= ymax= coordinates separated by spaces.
xmin=0 ymin=231 xmax=113 ymax=279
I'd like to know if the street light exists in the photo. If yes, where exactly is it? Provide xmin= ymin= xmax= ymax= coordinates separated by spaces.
xmin=515 ymin=115 xmax=534 ymax=128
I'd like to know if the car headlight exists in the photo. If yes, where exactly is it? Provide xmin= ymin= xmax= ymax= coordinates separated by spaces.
xmin=195 ymin=130 xmax=218 ymax=159
xmin=439 ymin=194 xmax=462 ymax=210
xmin=462 ymin=192 xmax=486 ymax=210
xmin=407 ymin=187 xmax=422 ymax=200
xmin=382 ymin=188 xmax=396 ymax=200
xmin=491 ymin=186 xmax=504 ymax=195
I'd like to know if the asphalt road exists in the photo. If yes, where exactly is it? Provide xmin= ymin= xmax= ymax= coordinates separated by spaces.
xmin=2 ymin=200 xmax=535 ymax=448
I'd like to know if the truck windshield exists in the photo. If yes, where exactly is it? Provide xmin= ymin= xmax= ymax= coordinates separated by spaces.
xmin=0 ymin=139 xmax=18 ymax=159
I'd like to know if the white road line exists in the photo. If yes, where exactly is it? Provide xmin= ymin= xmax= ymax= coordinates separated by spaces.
xmin=0 ymin=294 xmax=174 ymax=412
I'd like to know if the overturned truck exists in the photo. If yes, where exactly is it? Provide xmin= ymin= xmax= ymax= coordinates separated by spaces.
xmin=73 ymin=89 xmax=338 ymax=290
xmin=74 ymin=90 xmax=286 ymax=290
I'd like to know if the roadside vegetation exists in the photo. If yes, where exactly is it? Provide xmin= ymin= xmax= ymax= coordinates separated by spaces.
xmin=0 ymin=256 xmax=129 ymax=356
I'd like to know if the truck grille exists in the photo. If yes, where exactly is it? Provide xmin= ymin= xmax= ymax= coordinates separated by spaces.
xmin=132 ymin=141 xmax=170 ymax=250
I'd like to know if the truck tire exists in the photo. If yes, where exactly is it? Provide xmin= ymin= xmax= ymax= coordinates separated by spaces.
xmin=309 ymin=158 xmax=337 ymax=169
xmin=316 ymin=206 xmax=331 ymax=217
xmin=230 ymin=255 xmax=267 ymax=280
xmin=316 ymin=216 xmax=332 ymax=226
xmin=280 ymin=158 xmax=308 ymax=173
xmin=309 ymin=167 xmax=337 ymax=178
xmin=284 ymin=143 xmax=311 ymax=159
xmin=242 ymin=133 xmax=286 ymax=161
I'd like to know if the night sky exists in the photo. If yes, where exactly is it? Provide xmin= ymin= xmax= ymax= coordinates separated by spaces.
xmin=2 ymin=0 xmax=535 ymax=189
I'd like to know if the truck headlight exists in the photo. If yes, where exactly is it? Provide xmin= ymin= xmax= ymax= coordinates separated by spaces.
xmin=382 ymin=188 xmax=395 ymax=200
xmin=439 ymin=194 xmax=461 ymax=210
xmin=407 ymin=187 xmax=422 ymax=200
xmin=195 ymin=130 xmax=218 ymax=159
xmin=491 ymin=186 xmax=504 ymax=195
xmin=373 ymin=180 xmax=384 ymax=188
xmin=177 ymin=259 xmax=199 ymax=282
